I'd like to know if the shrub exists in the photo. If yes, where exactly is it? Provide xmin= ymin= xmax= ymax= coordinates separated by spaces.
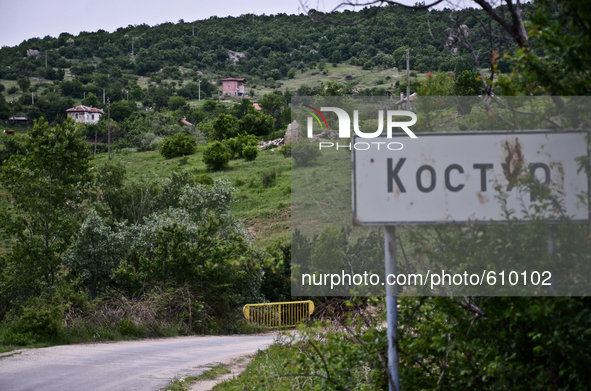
xmin=291 ymin=142 xmax=320 ymax=166
xmin=17 ymin=302 xmax=64 ymax=340
xmin=168 ymin=96 xmax=187 ymax=111
xmin=211 ymin=113 xmax=239 ymax=140
xmin=243 ymin=145 xmax=259 ymax=161
xmin=202 ymin=141 xmax=231 ymax=170
xmin=279 ymin=143 xmax=292 ymax=157
xmin=261 ymin=169 xmax=277 ymax=187
xmin=160 ymin=133 xmax=197 ymax=159
xmin=195 ymin=174 xmax=214 ymax=186
xmin=224 ymin=133 xmax=259 ymax=159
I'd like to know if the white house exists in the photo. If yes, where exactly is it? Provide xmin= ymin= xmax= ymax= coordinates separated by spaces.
xmin=66 ymin=105 xmax=104 ymax=124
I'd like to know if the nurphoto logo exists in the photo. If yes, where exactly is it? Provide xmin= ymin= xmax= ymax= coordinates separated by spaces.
xmin=305 ymin=106 xmax=418 ymax=151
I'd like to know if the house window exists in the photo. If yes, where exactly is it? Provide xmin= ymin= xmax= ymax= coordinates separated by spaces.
xmin=92 ymin=115 xmax=94 ymax=120
xmin=75 ymin=113 xmax=78 ymax=119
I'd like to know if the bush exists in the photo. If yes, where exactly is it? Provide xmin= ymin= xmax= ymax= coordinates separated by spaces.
xmin=261 ymin=169 xmax=277 ymax=187
xmin=242 ymin=145 xmax=259 ymax=161
xmin=168 ymin=96 xmax=187 ymax=111
xmin=202 ymin=141 xmax=231 ymax=170
xmin=291 ymin=142 xmax=319 ymax=166
xmin=17 ymin=302 xmax=64 ymax=340
xmin=160 ymin=133 xmax=197 ymax=159
xmin=195 ymin=174 xmax=214 ymax=186
xmin=224 ymin=133 xmax=259 ymax=159
xmin=279 ymin=143 xmax=291 ymax=157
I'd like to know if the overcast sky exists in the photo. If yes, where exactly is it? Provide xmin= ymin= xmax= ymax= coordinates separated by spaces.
xmin=0 ymin=0 xmax=451 ymax=48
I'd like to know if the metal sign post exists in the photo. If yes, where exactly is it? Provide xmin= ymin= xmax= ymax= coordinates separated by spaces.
xmin=384 ymin=226 xmax=400 ymax=391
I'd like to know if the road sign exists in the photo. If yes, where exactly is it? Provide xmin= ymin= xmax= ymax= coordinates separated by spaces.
xmin=353 ymin=131 xmax=589 ymax=225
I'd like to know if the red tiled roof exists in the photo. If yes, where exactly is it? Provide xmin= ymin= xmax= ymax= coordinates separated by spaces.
xmin=66 ymin=105 xmax=105 ymax=114
xmin=181 ymin=116 xmax=193 ymax=127
xmin=252 ymin=103 xmax=262 ymax=111
xmin=221 ymin=78 xmax=246 ymax=82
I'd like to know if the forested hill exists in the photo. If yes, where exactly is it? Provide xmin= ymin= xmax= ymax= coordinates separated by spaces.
xmin=0 ymin=4 xmax=528 ymax=82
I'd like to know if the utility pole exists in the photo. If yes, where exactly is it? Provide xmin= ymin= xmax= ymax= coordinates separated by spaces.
xmin=107 ymin=98 xmax=111 ymax=160
xmin=192 ymin=24 xmax=194 ymax=36
xmin=131 ymin=36 xmax=134 ymax=58
xmin=406 ymin=48 xmax=410 ymax=111
xmin=103 ymin=89 xmax=105 ymax=105
xmin=198 ymin=79 xmax=201 ymax=100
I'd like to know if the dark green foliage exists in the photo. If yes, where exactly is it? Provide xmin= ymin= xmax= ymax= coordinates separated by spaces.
xmin=0 ymin=136 xmax=25 ymax=166
xmin=224 ymin=133 xmax=259 ymax=159
xmin=279 ymin=143 xmax=291 ymax=157
xmin=238 ymin=112 xmax=275 ymax=137
xmin=453 ymin=70 xmax=484 ymax=96
xmin=109 ymin=100 xmax=136 ymax=122
xmin=211 ymin=113 xmax=239 ymax=140
xmin=258 ymin=94 xmax=290 ymax=131
xmin=17 ymin=77 xmax=30 ymax=92
xmin=242 ymin=145 xmax=258 ymax=161
xmin=15 ymin=300 xmax=65 ymax=340
xmin=168 ymin=96 xmax=187 ymax=111
xmin=159 ymin=133 xmax=197 ymax=159
xmin=291 ymin=142 xmax=320 ymax=167
xmin=0 ymin=118 xmax=91 ymax=307
xmin=260 ymin=242 xmax=291 ymax=302
xmin=202 ymin=141 xmax=231 ymax=170
xmin=195 ymin=174 xmax=214 ymax=186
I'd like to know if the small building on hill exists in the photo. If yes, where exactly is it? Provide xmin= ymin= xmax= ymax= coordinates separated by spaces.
xmin=221 ymin=77 xmax=246 ymax=97
xmin=66 ymin=105 xmax=104 ymax=124
xmin=8 ymin=116 xmax=29 ymax=125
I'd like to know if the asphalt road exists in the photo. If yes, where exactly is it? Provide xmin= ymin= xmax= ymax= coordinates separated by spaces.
xmin=0 ymin=334 xmax=275 ymax=391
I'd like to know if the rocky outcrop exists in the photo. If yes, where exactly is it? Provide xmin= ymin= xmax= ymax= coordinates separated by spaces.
xmin=284 ymin=120 xmax=302 ymax=144
xmin=258 ymin=138 xmax=285 ymax=151
xmin=26 ymin=49 xmax=40 ymax=59
xmin=228 ymin=50 xmax=246 ymax=65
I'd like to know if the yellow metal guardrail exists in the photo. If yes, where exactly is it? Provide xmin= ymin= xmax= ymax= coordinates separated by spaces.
xmin=243 ymin=300 xmax=315 ymax=328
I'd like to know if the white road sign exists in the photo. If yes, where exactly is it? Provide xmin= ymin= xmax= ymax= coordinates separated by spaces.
xmin=352 ymin=131 xmax=589 ymax=225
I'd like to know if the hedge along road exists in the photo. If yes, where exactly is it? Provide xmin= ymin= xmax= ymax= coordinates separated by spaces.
xmin=0 ymin=334 xmax=275 ymax=390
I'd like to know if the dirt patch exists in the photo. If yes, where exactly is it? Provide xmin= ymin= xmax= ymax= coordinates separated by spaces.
xmin=189 ymin=355 xmax=252 ymax=391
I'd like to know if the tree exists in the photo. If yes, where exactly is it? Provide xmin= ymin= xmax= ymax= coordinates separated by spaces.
xmin=159 ymin=133 xmax=197 ymax=159
xmin=0 ymin=118 xmax=91 ymax=295
xmin=202 ymin=141 xmax=231 ymax=170
xmin=238 ymin=112 xmax=275 ymax=137
xmin=211 ymin=113 xmax=239 ymax=140
xmin=258 ymin=93 xmax=290 ymax=131
xmin=17 ymin=78 xmax=31 ymax=92
xmin=168 ymin=96 xmax=187 ymax=111
xmin=81 ymin=92 xmax=100 ymax=107
xmin=64 ymin=210 xmax=125 ymax=298
xmin=110 ymin=100 xmax=136 ymax=122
